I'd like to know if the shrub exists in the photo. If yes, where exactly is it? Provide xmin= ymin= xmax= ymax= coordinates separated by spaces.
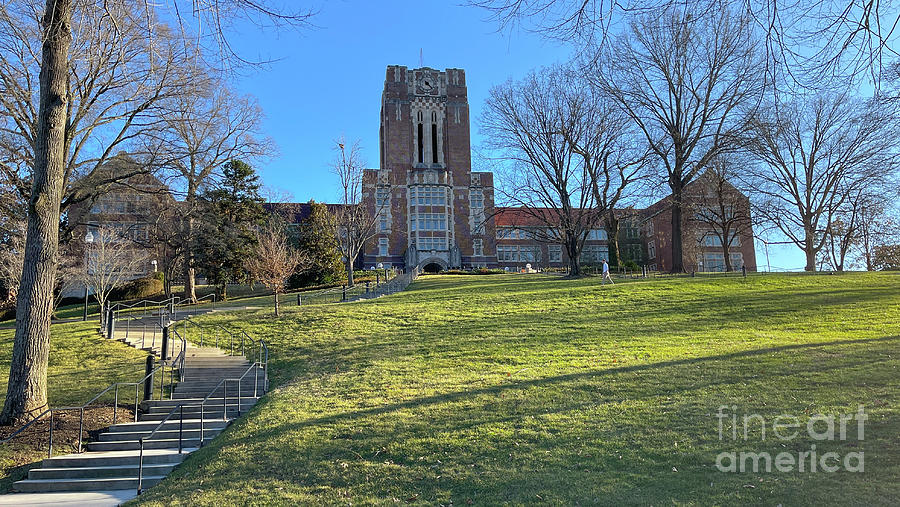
xmin=623 ymin=260 xmax=640 ymax=271
xmin=109 ymin=274 xmax=164 ymax=301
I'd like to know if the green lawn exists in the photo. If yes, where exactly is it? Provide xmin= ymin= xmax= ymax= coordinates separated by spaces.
xmin=0 ymin=321 xmax=149 ymax=491
xmin=126 ymin=273 xmax=897 ymax=504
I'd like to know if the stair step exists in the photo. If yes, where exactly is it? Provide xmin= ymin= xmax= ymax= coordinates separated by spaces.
xmin=86 ymin=438 xmax=212 ymax=451
xmin=14 ymin=476 xmax=167 ymax=492
xmin=29 ymin=463 xmax=178 ymax=480
xmin=108 ymin=419 xmax=226 ymax=432
xmin=42 ymin=449 xmax=190 ymax=468
xmin=99 ymin=427 xmax=226 ymax=442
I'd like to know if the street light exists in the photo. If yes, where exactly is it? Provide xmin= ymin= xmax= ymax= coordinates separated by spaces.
xmin=83 ymin=229 xmax=94 ymax=321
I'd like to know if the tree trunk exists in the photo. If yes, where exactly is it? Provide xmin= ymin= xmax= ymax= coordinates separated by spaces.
xmin=346 ymin=261 xmax=354 ymax=287
xmin=274 ymin=291 xmax=280 ymax=316
xmin=565 ymin=234 xmax=581 ymax=277
xmin=182 ymin=193 xmax=198 ymax=303
xmin=1 ymin=0 xmax=72 ymax=425
xmin=723 ymin=236 xmax=733 ymax=272
xmin=670 ymin=187 xmax=685 ymax=273
xmin=606 ymin=215 xmax=620 ymax=267
xmin=804 ymin=237 xmax=817 ymax=272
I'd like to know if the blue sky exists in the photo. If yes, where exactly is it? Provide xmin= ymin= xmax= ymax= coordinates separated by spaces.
xmin=229 ymin=0 xmax=806 ymax=270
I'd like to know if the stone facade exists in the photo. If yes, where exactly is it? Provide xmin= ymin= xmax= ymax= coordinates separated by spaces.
xmin=361 ymin=66 xmax=497 ymax=271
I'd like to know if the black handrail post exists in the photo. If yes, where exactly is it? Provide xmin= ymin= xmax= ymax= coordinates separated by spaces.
xmin=107 ymin=306 xmax=115 ymax=339
xmin=223 ymin=381 xmax=227 ymax=420
xmin=178 ymin=406 xmax=184 ymax=454
xmin=78 ymin=408 xmax=84 ymax=453
xmin=137 ymin=439 xmax=144 ymax=495
xmin=134 ymin=383 xmax=139 ymax=422
xmin=113 ymin=385 xmax=119 ymax=425
xmin=48 ymin=411 xmax=53 ymax=458
xmin=200 ymin=403 xmax=205 ymax=447
xmin=144 ymin=356 xmax=155 ymax=401
xmin=161 ymin=324 xmax=170 ymax=362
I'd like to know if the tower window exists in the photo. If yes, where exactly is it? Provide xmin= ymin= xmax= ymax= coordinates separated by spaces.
xmin=431 ymin=124 xmax=438 ymax=164
xmin=417 ymin=123 xmax=424 ymax=164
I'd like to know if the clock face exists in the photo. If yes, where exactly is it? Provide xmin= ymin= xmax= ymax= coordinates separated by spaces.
xmin=416 ymin=72 xmax=437 ymax=95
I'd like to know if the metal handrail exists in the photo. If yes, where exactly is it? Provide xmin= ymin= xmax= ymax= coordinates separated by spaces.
xmin=0 ymin=358 xmax=182 ymax=457
xmin=137 ymin=360 xmax=266 ymax=494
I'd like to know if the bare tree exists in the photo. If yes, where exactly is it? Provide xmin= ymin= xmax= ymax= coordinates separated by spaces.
xmin=560 ymin=74 xmax=650 ymax=266
xmin=2 ymin=0 xmax=311 ymax=424
xmin=82 ymin=224 xmax=148 ymax=327
xmin=856 ymin=197 xmax=899 ymax=271
xmin=245 ymin=220 xmax=303 ymax=317
xmin=593 ymin=4 xmax=763 ymax=272
xmin=332 ymin=139 xmax=379 ymax=286
xmin=150 ymin=83 xmax=271 ymax=303
xmin=483 ymin=68 xmax=602 ymax=276
xmin=688 ymin=158 xmax=754 ymax=272
xmin=472 ymin=0 xmax=900 ymax=87
xmin=748 ymin=92 xmax=897 ymax=271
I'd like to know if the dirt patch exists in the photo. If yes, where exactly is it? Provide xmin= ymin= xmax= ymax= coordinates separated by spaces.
xmin=0 ymin=405 xmax=135 ymax=493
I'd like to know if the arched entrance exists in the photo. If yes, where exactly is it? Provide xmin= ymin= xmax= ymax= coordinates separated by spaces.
xmin=418 ymin=257 xmax=448 ymax=273
xmin=423 ymin=262 xmax=443 ymax=273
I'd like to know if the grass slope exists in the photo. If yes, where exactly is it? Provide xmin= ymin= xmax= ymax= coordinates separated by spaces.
xmin=0 ymin=321 xmax=148 ymax=491
xmin=134 ymin=273 xmax=899 ymax=505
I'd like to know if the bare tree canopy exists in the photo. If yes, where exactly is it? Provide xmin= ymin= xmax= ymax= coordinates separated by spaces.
xmin=482 ymin=67 xmax=602 ymax=276
xmin=472 ymin=0 xmax=900 ymax=86
xmin=245 ymin=219 xmax=303 ymax=317
xmin=332 ymin=139 xmax=380 ymax=287
xmin=2 ymin=0 xmax=311 ymax=424
xmin=591 ymin=3 xmax=763 ymax=272
xmin=747 ymin=92 xmax=899 ymax=271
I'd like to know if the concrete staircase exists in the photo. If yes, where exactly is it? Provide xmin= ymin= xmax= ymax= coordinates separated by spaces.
xmin=5 ymin=319 xmax=266 ymax=505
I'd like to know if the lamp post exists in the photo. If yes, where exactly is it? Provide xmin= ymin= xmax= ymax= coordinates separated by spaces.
xmin=83 ymin=229 xmax=94 ymax=321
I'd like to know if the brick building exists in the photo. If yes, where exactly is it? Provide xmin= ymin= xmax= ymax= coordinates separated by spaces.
xmin=356 ymin=64 xmax=756 ymax=273
xmin=361 ymin=66 xmax=497 ymax=272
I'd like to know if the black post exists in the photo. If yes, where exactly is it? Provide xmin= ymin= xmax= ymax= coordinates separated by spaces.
xmin=82 ymin=285 xmax=89 ymax=321
xmin=376 ymin=271 xmax=380 ymax=286
xmin=366 ymin=281 xmax=370 ymax=294
xmin=742 ymin=265 xmax=747 ymax=278
xmin=107 ymin=306 xmax=115 ymax=338
xmin=161 ymin=324 xmax=170 ymax=361
xmin=342 ymin=285 xmax=346 ymax=302
xmin=143 ymin=355 xmax=155 ymax=401
xmin=297 ymin=293 xmax=302 ymax=306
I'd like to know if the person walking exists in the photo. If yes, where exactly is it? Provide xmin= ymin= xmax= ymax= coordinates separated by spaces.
xmin=602 ymin=259 xmax=615 ymax=285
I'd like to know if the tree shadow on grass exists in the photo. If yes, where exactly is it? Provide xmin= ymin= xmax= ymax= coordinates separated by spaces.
xmin=139 ymin=334 xmax=900 ymax=505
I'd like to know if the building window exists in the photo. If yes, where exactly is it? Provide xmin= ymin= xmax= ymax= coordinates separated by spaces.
xmin=410 ymin=215 xmax=416 ymax=231
xmin=497 ymin=227 xmax=513 ymax=240
xmin=701 ymin=252 xmax=726 ymax=272
xmin=416 ymin=213 xmax=446 ymax=231
xmin=378 ymin=237 xmax=389 ymax=257
xmin=520 ymin=246 xmax=541 ymax=263
xmin=625 ymin=221 xmax=640 ymax=239
xmin=730 ymin=253 xmax=744 ymax=270
xmin=431 ymin=123 xmax=438 ymax=163
xmin=580 ymin=245 xmax=609 ymax=265
xmin=497 ymin=244 xmax=518 ymax=262
xmin=412 ymin=185 xmax=446 ymax=206
xmin=473 ymin=238 xmax=483 ymax=257
xmin=625 ymin=243 xmax=643 ymax=261
xmin=417 ymin=123 xmax=424 ymax=164
xmin=647 ymin=221 xmax=654 ymax=236
xmin=586 ymin=229 xmax=608 ymax=241
xmin=647 ymin=240 xmax=656 ymax=260
xmin=549 ymin=244 xmax=562 ymax=263
xmin=418 ymin=237 xmax=447 ymax=251
xmin=376 ymin=187 xmax=390 ymax=207
xmin=469 ymin=190 xmax=484 ymax=209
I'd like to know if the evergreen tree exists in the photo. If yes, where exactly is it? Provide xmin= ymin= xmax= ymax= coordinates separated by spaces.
xmin=290 ymin=201 xmax=343 ymax=287
xmin=195 ymin=160 xmax=265 ymax=299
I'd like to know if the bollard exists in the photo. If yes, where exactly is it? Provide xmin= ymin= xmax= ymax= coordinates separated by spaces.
xmin=742 ymin=265 xmax=747 ymax=278
xmin=161 ymin=324 xmax=170 ymax=361
xmin=143 ymin=356 xmax=155 ymax=401
xmin=297 ymin=293 xmax=302 ymax=306
xmin=107 ymin=307 xmax=115 ymax=338
xmin=342 ymin=285 xmax=346 ymax=301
